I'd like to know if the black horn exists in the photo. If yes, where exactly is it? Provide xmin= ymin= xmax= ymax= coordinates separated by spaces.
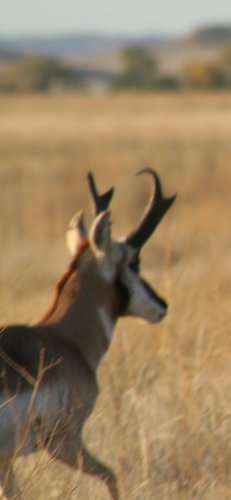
xmin=126 ymin=168 xmax=176 ymax=249
xmin=87 ymin=171 xmax=114 ymax=215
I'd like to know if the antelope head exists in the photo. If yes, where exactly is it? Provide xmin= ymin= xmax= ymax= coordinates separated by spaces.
xmin=66 ymin=169 xmax=176 ymax=326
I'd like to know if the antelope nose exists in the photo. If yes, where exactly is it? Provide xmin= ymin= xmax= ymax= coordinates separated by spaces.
xmin=157 ymin=304 xmax=168 ymax=322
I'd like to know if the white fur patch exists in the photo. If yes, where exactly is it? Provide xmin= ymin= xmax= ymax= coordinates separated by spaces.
xmin=122 ymin=269 xmax=166 ymax=323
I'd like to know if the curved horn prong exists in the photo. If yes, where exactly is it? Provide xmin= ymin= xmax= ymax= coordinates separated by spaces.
xmin=126 ymin=168 xmax=176 ymax=249
xmin=87 ymin=171 xmax=114 ymax=215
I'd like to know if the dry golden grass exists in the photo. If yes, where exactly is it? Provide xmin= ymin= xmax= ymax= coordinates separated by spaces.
xmin=0 ymin=91 xmax=231 ymax=499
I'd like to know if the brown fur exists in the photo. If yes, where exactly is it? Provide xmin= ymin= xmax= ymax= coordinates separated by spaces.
xmin=37 ymin=240 xmax=89 ymax=325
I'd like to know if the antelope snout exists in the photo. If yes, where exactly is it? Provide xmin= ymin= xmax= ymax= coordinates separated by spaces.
xmin=155 ymin=302 xmax=168 ymax=322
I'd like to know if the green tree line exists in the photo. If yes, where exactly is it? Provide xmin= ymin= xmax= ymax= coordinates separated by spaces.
xmin=1 ymin=43 xmax=231 ymax=92
xmin=113 ymin=44 xmax=231 ymax=90
xmin=0 ymin=56 xmax=84 ymax=92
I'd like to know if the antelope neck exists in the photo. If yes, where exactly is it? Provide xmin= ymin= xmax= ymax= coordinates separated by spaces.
xmin=40 ymin=258 xmax=118 ymax=371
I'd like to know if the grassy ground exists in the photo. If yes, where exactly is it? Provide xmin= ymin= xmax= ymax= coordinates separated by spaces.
xmin=0 ymin=91 xmax=231 ymax=499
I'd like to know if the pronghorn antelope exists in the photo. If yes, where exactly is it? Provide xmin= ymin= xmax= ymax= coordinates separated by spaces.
xmin=0 ymin=169 xmax=175 ymax=499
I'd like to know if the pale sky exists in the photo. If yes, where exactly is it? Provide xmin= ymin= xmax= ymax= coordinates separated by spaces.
xmin=1 ymin=0 xmax=231 ymax=37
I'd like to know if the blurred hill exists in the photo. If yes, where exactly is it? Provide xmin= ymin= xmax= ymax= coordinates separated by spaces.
xmin=1 ymin=23 xmax=231 ymax=89
xmin=0 ymin=33 xmax=168 ymax=59
xmin=155 ymin=24 xmax=231 ymax=76
xmin=0 ymin=41 xmax=18 ymax=60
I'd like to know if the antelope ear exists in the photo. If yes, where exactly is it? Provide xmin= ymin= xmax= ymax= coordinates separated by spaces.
xmin=89 ymin=211 xmax=111 ymax=257
xmin=66 ymin=211 xmax=87 ymax=255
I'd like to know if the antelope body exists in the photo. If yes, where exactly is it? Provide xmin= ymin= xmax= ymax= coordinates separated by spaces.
xmin=0 ymin=170 xmax=175 ymax=499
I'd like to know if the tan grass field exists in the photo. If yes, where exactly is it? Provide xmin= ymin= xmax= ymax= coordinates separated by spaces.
xmin=0 ymin=91 xmax=231 ymax=499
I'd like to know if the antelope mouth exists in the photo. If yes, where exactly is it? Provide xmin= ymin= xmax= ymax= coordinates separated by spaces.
xmin=141 ymin=278 xmax=168 ymax=322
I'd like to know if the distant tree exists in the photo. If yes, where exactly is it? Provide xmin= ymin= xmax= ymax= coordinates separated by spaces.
xmin=0 ymin=56 xmax=84 ymax=92
xmin=220 ymin=44 xmax=231 ymax=67
xmin=113 ymin=46 xmax=158 ymax=89
xmin=155 ymin=75 xmax=180 ymax=90
xmin=184 ymin=60 xmax=225 ymax=88
xmin=218 ymin=44 xmax=231 ymax=84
